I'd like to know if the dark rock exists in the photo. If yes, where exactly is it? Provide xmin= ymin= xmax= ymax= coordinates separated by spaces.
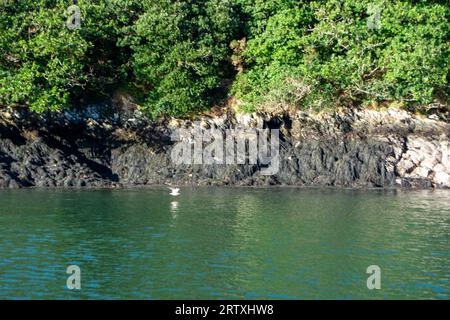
xmin=0 ymin=107 xmax=449 ymax=189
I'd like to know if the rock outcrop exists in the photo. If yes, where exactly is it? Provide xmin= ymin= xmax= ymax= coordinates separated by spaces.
xmin=0 ymin=106 xmax=449 ymax=189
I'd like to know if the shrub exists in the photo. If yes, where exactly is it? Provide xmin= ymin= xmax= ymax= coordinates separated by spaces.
xmin=0 ymin=0 xmax=137 ymax=112
xmin=123 ymin=0 xmax=239 ymax=117
xmin=232 ymin=0 xmax=449 ymax=111
xmin=0 ymin=0 xmax=448 ymax=116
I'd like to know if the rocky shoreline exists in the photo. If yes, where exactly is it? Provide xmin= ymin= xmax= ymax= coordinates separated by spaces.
xmin=0 ymin=105 xmax=449 ymax=189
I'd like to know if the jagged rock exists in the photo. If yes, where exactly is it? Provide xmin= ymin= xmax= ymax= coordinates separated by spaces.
xmin=397 ymin=159 xmax=415 ymax=176
xmin=435 ymin=171 xmax=450 ymax=186
xmin=0 ymin=107 xmax=449 ymax=189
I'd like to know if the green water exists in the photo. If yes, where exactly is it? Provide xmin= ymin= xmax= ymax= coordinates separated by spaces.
xmin=0 ymin=187 xmax=448 ymax=300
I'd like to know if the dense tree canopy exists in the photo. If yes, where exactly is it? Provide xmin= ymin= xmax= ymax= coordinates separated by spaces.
xmin=233 ymin=0 xmax=449 ymax=112
xmin=0 ymin=0 xmax=448 ymax=115
xmin=0 ymin=0 xmax=139 ymax=111
xmin=122 ymin=0 xmax=239 ymax=116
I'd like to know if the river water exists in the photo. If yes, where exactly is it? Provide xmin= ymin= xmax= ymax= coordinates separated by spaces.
xmin=0 ymin=187 xmax=448 ymax=299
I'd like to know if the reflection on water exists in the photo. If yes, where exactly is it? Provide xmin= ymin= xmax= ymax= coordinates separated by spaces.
xmin=0 ymin=187 xmax=448 ymax=299
xmin=170 ymin=201 xmax=179 ymax=220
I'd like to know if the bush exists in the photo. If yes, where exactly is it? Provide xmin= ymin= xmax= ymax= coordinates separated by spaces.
xmin=0 ymin=0 xmax=137 ymax=112
xmin=232 ymin=0 xmax=449 ymax=111
xmin=123 ymin=0 xmax=239 ymax=117
xmin=0 ymin=0 xmax=448 ymax=116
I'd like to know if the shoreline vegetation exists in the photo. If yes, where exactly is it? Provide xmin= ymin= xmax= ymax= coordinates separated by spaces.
xmin=1 ymin=2 xmax=449 ymax=305
xmin=0 ymin=0 xmax=448 ymax=118
xmin=0 ymin=1 xmax=449 ymax=190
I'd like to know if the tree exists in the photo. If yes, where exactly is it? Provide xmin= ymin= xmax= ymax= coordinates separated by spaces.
xmin=123 ymin=0 xmax=239 ymax=117
xmin=0 ymin=0 xmax=138 ymax=112
xmin=232 ymin=0 xmax=449 ymax=112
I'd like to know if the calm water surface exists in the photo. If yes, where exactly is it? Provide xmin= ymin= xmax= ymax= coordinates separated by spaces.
xmin=0 ymin=187 xmax=448 ymax=299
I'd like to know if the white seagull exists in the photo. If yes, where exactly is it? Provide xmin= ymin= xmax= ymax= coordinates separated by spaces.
xmin=168 ymin=187 xmax=180 ymax=196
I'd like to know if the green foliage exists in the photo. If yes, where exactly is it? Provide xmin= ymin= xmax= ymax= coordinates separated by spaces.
xmin=0 ymin=0 xmax=448 ymax=115
xmin=0 ymin=0 xmax=138 ymax=112
xmin=122 ymin=0 xmax=238 ymax=116
xmin=233 ymin=0 xmax=449 ymax=111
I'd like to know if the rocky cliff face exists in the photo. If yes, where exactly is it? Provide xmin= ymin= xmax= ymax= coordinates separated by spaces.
xmin=0 ymin=106 xmax=449 ymax=189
